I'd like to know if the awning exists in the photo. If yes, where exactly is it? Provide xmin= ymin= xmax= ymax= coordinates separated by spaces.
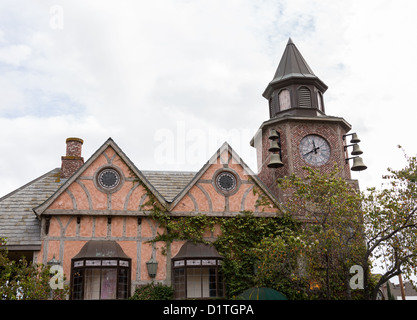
xmin=172 ymin=241 xmax=222 ymax=260
xmin=72 ymin=240 xmax=130 ymax=259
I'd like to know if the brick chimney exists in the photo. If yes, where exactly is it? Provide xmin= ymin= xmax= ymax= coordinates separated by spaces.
xmin=61 ymin=137 xmax=84 ymax=179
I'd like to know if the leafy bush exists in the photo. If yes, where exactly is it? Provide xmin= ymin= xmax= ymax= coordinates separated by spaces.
xmin=129 ymin=282 xmax=174 ymax=300
xmin=0 ymin=237 xmax=69 ymax=300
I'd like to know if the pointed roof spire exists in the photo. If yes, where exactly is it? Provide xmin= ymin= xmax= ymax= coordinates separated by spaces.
xmin=263 ymin=38 xmax=327 ymax=99
xmin=273 ymin=38 xmax=316 ymax=81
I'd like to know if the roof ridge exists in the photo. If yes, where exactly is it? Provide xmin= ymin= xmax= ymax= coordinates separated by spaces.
xmin=142 ymin=170 xmax=197 ymax=174
xmin=33 ymin=138 xmax=169 ymax=215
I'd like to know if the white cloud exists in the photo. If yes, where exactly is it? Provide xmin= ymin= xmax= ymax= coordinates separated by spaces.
xmin=0 ymin=0 xmax=417 ymax=198
xmin=0 ymin=44 xmax=31 ymax=66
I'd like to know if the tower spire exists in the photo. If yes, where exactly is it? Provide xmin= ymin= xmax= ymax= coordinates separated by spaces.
xmin=271 ymin=38 xmax=317 ymax=84
xmin=263 ymin=38 xmax=328 ymax=118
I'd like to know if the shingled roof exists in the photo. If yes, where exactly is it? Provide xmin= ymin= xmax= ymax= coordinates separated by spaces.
xmin=0 ymin=167 xmax=197 ymax=248
xmin=141 ymin=171 xmax=196 ymax=202
xmin=0 ymin=168 xmax=64 ymax=249
xmin=0 ymin=139 xmax=279 ymax=249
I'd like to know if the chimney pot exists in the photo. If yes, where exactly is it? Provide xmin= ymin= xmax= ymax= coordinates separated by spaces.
xmin=61 ymin=137 xmax=84 ymax=179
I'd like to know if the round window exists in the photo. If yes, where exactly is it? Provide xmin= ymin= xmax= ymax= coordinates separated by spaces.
xmin=98 ymin=168 xmax=120 ymax=190
xmin=215 ymin=172 xmax=237 ymax=192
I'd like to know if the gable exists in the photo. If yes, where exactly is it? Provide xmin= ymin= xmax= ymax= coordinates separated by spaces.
xmin=34 ymin=138 xmax=166 ymax=216
xmin=170 ymin=143 xmax=281 ymax=215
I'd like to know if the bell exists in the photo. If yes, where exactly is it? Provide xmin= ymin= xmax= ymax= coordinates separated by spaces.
xmin=351 ymin=144 xmax=363 ymax=156
xmin=267 ymin=153 xmax=284 ymax=168
xmin=268 ymin=140 xmax=280 ymax=152
xmin=269 ymin=129 xmax=279 ymax=140
xmin=350 ymin=133 xmax=361 ymax=144
xmin=351 ymin=157 xmax=367 ymax=172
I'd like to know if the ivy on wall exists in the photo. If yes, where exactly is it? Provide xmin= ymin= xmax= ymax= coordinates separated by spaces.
xmin=214 ymin=212 xmax=301 ymax=298
xmin=140 ymin=184 xmax=302 ymax=299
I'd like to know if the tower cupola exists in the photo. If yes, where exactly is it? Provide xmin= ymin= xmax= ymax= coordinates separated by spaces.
xmin=263 ymin=38 xmax=328 ymax=118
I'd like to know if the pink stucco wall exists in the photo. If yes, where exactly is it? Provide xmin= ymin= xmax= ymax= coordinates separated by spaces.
xmin=39 ymin=145 xmax=278 ymax=289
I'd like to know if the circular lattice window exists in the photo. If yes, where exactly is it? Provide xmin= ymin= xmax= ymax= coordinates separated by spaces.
xmin=98 ymin=168 xmax=121 ymax=190
xmin=215 ymin=172 xmax=237 ymax=192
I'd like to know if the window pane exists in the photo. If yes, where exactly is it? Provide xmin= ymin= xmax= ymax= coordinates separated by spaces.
xmin=74 ymin=260 xmax=84 ymax=267
xmin=173 ymin=268 xmax=185 ymax=299
xmin=201 ymin=268 xmax=211 ymax=298
xmin=118 ymin=268 xmax=128 ymax=299
xmin=174 ymin=260 xmax=184 ymax=267
xmin=202 ymin=259 xmax=216 ymax=266
xmin=101 ymin=269 xmax=117 ymax=300
xmin=209 ymin=268 xmax=217 ymax=297
xmin=86 ymin=260 xmax=101 ymax=266
xmin=72 ymin=268 xmax=84 ymax=300
xmin=84 ymin=269 xmax=101 ymax=300
xmin=186 ymin=259 xmax=201 ymax=266
xmin=102 ymin=260 xmax=117 ymax=266
xmin=187 ymin=268 xmax=201 ymax=298
xmin=279 ymin=89 xmax=291 ymax=111
xmin=119 ymin=260 xmax=129 ymax=267
xmin=217 ymin=269 xmax=224 ymax=297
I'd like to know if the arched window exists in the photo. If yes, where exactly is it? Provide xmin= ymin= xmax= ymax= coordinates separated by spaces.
xmin=298 ymin=87 xmax=312 ymax=108
xmin=70 ymin=240 xmax=131 ymax=300
xmin=317 ymin=91 xmax=324 ymax=112
xmin=172 ymin=242 xmax=225 ymax=299
xmin=279 ymin=89 xmax=291 ymax=111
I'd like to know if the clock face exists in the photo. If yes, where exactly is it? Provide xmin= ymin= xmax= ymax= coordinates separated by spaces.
xmin=299 ymin=135 xmax=331 ymax=166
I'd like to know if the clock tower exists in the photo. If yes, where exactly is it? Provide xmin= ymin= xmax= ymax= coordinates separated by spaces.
xmin=251 ymin=38 xmax=359 ymax=200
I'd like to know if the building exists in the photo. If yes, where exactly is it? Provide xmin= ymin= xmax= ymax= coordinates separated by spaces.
xmin=379 ymin=279 xmax=417 ymax=300
xmin=0 ymin=39 xmax=364 ymax=299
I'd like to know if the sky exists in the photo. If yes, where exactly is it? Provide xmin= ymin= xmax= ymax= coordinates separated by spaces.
xmin=1 ymin=0 xmax=417 ymax=202
xmin=0 ymin=0 xmax=417 ymax=287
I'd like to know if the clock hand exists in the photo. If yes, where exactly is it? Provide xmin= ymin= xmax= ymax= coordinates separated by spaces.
xmin=303 ymin=149 xmax=315 ymax=156
xmin=304 ymin=146 xmax=321 ymax=157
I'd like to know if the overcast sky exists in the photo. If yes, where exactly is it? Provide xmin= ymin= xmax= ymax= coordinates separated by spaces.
xmin=1 ymin=0 xmax=417 ymax=199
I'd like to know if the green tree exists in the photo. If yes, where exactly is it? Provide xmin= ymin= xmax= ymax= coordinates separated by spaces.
xmin=252 ymin=229 xmax=310 ymax=299
xmin=214 ymin=212 xmax=300 ymax=298
xmin=278 ymin=166 xmax=365 ymax=299
xmin=362 ymin=146 xmax=417 ymax=299
xmin=0 ymin=237 xmax=69 ymax=300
